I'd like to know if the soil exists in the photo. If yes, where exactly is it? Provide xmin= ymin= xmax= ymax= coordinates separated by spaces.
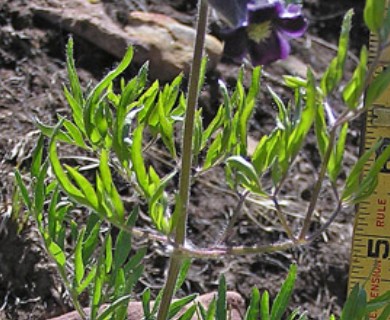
xmin=0 ymin=0 xmax=368 ymax=319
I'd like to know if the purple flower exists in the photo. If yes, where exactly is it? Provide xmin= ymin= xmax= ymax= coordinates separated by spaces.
xmin=209 ymin=0 xmax=308 ymax=65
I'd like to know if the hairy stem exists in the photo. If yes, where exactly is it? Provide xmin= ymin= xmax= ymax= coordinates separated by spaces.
xmin=156 ymin=1 xmax=208 ymax=319
xmin=177 ymin=240 xmax=299 ymax=258
xmin=172 ymin=0 xmax=209 ymax=244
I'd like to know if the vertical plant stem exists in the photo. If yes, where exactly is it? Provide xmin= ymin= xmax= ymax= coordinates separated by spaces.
xmin=298 ymin=128 xmax=337 ymax=240
xmin=156 ymin=1 xmax=208 ymax=320
xmin=174 ymin=0 xmax=208 ymax=245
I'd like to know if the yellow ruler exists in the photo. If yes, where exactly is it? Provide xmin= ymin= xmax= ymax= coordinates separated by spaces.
xmin=348 ymin=3 xmax=390 ymax=318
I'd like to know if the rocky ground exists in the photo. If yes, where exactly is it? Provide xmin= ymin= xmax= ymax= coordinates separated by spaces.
xmin=0 ymin=0 xmax=367 ymax=319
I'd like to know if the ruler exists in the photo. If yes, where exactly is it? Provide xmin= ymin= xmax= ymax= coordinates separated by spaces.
xmin=348 ymin=3 xmax=390 ymax=318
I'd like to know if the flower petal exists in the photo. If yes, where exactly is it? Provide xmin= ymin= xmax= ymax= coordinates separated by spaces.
xmin=275 ymin=4 xmax=308 ymax=37
xmin=247 ymin=1 xmax=279 ymax=24
xmin=221 ymin=28 xmax=249 ymax=63
xmin=248 ymin=30 xmax=290 ymax=65
xmin=208 ymin=0 xmax=251 ymax=28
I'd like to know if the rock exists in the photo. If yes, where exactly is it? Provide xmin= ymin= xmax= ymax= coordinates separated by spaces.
xmin=31 ymin=0 xmax=223 ymax=81
xmin=48 ymin=291 xmax=245 ymax=320
xmin=275 ymin=55 xmax=309 ymax=78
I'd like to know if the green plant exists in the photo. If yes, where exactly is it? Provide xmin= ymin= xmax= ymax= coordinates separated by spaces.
xmin=14 ymin=0 xmax=390 ymax=319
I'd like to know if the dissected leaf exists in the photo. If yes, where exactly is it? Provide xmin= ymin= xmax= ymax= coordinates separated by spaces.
xmin=226 ymin=156 xmax=263 ymax=194
xmin=321 ymin=10 xmax=353 ymax=95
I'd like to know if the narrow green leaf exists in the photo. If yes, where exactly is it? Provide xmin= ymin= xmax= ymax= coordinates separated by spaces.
xmin=46 ymin=237 xmax=66 ymax=267
xmin=270 ymin=264 xmax=297 ymax=320
xmin=36 ymin=119 xmax=74 ymax=145
xmin=287 ymin=69 xmax=316 ymax=161
xmin=66 ymin=37 xmax=83 ymax=106
xmin=203 ymin=133 xmax=223 ymax=170
xmin=149 ymin=170 xmax=176 ymax=232
xmin=82 ymin=219 xmax=101 ymax=264
xmin=193 ymin=109 xmax=203 ymax=161
xmin=99 ymin=149 xmax=125 ymax=221
xmin=113 ymin=268 xmax=126 ymax=299
xmin=365 ymin=290 xmax=390 ymax=313
xmin=48 ymin=193 xmax=67 ymax=241
xmin=91 ymin=249 xmax=106 ymax=320
xmin=205 ymin=298 xmax=217 ymax=320
xmin=252 ymin=130 xmax=280 ymax=175
xmin=76 ymin=266 xmax=97 ymax=295
xmin=105 ymin=234 xmax=113 ymax=274
xmin=63 ymin=86 xmax=84 ymax=133
xmin=216 ymin=275 xmax=227 ymax=320
xmin=377 ymin=303 xmax=390 ymax=320
xmin=380 ymin=5 xmax=390 ymax=40
xmin=202 ymin=104 xmax=224 ymax=149
xmin=62 ymin=118 xmax=87 ymax=149
xmin=34 ymin=161 xmax=49 ymax=216
xmin=197 ymin=301 xmax=208 ymax=320
xmin=177 ymin=305 xmax=197 ymax=320
xmin=123 ymin=263 xmax=143 ymax=295
xmin=286 ymin=308 xmax=303 ymax=320
xmin=124 ymin=247 xmax=147 ymax=275
xmin=354 ymin=143 xmax=390 ymax=202
xmin=142 ymin=288 xmax=151 ymax=319
xmin=65 ymin=165 xmax=99 ymax=209
xmin=314 ymin=103 xmax=329 ymax=159
xmin=340 ymin=284 xmax=366 ymax=320
xmin=174 ymin=259 xmax=192 ymax=294
xmin=198 ymin=56 xmax=208 ymax=95
xmin=365 ymin=64 xmax=390 ymax=108
xmin=31 ymin=135 xmax=45 ymax=179
xmin=49 ymin=124 xmax=85 ymax=203
xmin=328 ymin=123 xmax=348 ymax=183
xmin=15 ymin=170 xmax=32 ymax=211
xmin=84 ymin=46 xmax=133 ymax=135
xmin=244 ymin=288 xmax=260 ymax=320
xmin=130 ymin=125 xmax=149 ymax=196
xmin=95 ymin=103 xmax=109 ymax=139
xmin=261 ymin=291 xmax=270 ymax=320
xmin=343 ymin=46 xmax=368 ymax=109
xmin=342 ymin=140 xmax=381 ymax=202
xmin=96 ymin=294 xmax=132 ymax=320
xmin=168 ymin=294 xmax=198 ymax=319
xmin=66 ymin=37 xmax=83 ymax=105
xmin=157 ymin=94 xmax=176 ymax=157
xmin=74 ymin=227 xmax=86 ymax=286
xmin=239 ymin=67 xmax=261 ymax=152
xmin=114 ymin=215 xmax=134 ymax=268
xmin=283 ymin=76 xmax=307 ymax=89
xmin=99 ymin=149 xmax=113 ymax=193
xmin=364 ymin=0 xmax=386 ymax=33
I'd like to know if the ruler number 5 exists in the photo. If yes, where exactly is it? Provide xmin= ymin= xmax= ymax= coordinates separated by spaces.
xmin=367 ymin=239 xmax=390 ymax=259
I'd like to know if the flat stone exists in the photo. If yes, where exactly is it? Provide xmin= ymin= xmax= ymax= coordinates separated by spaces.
xmin=31 ymin=0 xmax=223 ymax=81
